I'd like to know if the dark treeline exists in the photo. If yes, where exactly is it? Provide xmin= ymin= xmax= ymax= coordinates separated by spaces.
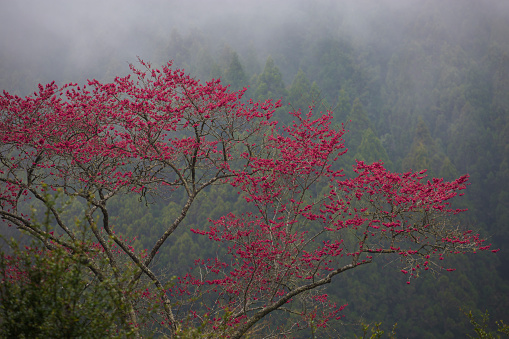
xmin=1 ymin=1 xmax=508 ymax=337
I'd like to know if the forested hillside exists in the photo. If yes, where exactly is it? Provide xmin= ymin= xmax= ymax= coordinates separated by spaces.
xmin=1 ymin=1 xmax=508 ymax=337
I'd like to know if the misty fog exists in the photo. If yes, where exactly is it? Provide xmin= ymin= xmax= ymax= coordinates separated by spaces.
xmin=2 ymin=0 xmax=508 ymax=92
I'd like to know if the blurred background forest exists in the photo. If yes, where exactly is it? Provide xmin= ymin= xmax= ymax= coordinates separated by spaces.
xmin=1 ymin=0 xmax=508 ymax=337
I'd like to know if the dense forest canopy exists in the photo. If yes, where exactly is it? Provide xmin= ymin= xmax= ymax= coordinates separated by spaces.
xmin=1 ymin=0 xmax=508 ymax=337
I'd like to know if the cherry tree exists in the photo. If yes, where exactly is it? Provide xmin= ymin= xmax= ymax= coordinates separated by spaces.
xmin=0 ymin=60 xmax=492 ymax=337
xmin=171 ymin=112 xmax=492 ymax=338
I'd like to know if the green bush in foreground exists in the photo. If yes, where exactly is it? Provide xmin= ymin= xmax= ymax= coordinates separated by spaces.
xmin=0 ymin=238 xmax=134 ymax=338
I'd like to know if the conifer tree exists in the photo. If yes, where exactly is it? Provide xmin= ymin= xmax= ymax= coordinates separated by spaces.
xmin=224 ymin=51 xmax=248 ymax=91
xmin=254 ymin=56 xmax=287 ymax=102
